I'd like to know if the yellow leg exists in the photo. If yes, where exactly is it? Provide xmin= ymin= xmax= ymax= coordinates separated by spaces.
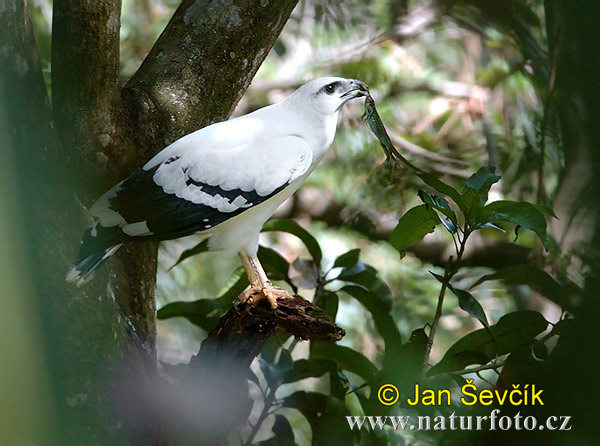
xmin=238 ymin=253 xmax=292 ymax=309
xmin=249 ymin=256 xmax=269 ymax=287
xmin=239 ymin=253 xmax=260 ymax=287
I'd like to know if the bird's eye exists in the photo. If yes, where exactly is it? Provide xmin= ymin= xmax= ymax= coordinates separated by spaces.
xmin=325 ymin=83 xmax=336 ymax=95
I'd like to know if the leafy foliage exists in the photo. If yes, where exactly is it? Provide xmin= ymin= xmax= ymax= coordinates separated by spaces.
xmin=148 ymin=0 xmax=582 ymax=444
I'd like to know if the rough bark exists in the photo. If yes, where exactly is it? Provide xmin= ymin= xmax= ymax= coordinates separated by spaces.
xmin=124 ymin=0 xmax=297 ymax=156
xmin=4 ymin=0 xmax=298 ymax=444
xmin=186 ymin=295 xmax=344 ymax=442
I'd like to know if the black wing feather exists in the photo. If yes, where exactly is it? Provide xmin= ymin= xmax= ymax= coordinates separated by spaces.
xmin=109 ymin=165 xmax=288 ymax=241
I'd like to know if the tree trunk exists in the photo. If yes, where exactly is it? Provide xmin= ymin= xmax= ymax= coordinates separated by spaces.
xmin=2 ymin=0 xmax=298 ymax=444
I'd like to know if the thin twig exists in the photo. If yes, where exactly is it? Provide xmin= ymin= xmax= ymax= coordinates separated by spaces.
xmin=429 ymin=266 xmax=450 ymax=345
xmin=428 ymin=229 xmax=470 ymax=356
xmin=244 ymin=385 xmax=278 ymax=446
xmin=452 ymin=360 xmax=505 ymax=376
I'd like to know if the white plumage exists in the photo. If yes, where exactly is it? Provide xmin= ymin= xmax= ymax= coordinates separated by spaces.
xmin=67 ymin=77 xmax=367 ymax=305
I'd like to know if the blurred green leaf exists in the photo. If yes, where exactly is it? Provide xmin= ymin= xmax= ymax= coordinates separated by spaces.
xmin=156 ymin=300 xmax=221 ymax=331
xmin=435 ymin=311 xmax=548 ymax=370
xmin=258 ymin=245 xmax=294 ymax=289
xmin=471 ymin=264 xmax=568 ymax=308
xmin=311 ymin=342 xmax=378 ymax=381
xmin=341 ymin=285 xmax=402 ymax=348
xmin=390 ymin=205 xmax=440 ymax=254
xmin=272 ymin=414 xmax=295 ymax=440
xmin=427 ymin=350 xmax=490 ymax=376
xmin=336 ymin=261 xmax=393 ymax=302
xmin=496 ymin=345 xmax=548 ymax=391
xmin=259 ymin=357 xmax=284 ymax=388
xmin=157 ymin=267 xmax=248 ymax=330
xmin=278 ymin=349 xmax=294 ymax=371
xmin=283 ymin=358 xmax=335 ymax=384
xmin=247 ymin=369 xmax=261 ymax=388
xmin=282 ymin=391 xmax=354 ymax=446
xmin=263 ymin=219 xmax=322 ymax=266
xmin=332 ymin=248 xmax=361 ymax=269
xmin=329 ymin=367 xmax=349 ymax=400
xmin=262 ymin=333 xmax=286 ymax=364
xmin=316 ymin=291 xmax=339 ymax=319
xmin=169 ymin=239 xmax=209 ymax=270
xmin=477 ymin=201 xmax=548 ymax=248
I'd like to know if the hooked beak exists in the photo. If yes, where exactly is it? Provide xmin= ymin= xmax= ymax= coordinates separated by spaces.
xmin=340 ymin=79 xmax=369 ymax=100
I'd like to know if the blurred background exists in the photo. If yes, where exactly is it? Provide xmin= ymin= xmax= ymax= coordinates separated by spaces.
xmin=4 ymin=0 xmax=599 ymax=444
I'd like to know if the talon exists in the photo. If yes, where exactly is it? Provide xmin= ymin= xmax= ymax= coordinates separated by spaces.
xmin=238 ymin=284 xmax=292 ymax=309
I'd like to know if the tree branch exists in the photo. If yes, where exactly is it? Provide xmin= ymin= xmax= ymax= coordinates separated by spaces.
xmin=124 ymin=0 xmax=298 ymax=163
xmin=52 ymin=0 xmax=128 ymax=181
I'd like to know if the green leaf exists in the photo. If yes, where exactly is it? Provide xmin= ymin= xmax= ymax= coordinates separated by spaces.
xmin=390 ymin=205 xmax=440 ymax=253
xmin=157 ymin=267 xmax=248 ymax=331
xmin=427 ymin=351 xmax=490 ymax=376
xmin=418 ymin=191 xmax=458 ymax=234
xmin=336 ymin=261 xmax=393 ymax=302
xmin=278 ymin=349 xmax=294 ymax=371
xmin=169 ymin=239 xmax=210 ymax=270
xmin=247 ymin=369 xmax=261 ymax=388
xmin=263 ymin=219 xmax=322 ymax=266
xmin=533 ymin=204 xmax=557 ymax=218
xmin=460 ymin=187 xmax=484 ymax=221
xmin=282 ymin=391 xmax=353 ymax=446
xmin=496 ymin=346 xmax=547 ymax=391
xmin=470 ymin=264 xmax=568 ymax=308
xmin=259 ymin=357 xmax=284 ymax=388
xmin=156 ymin=300 xmax=222 ymax=331
xmin=479 ymin=222 xmax=506 ymax=232
xmin=417 ymin=172 xmax=466 ymax=210
xmin=283 ymin=359 xmax=335 ymax=384
xmin=329 ymin=367 xmax=349 ymax=400
xmin=463 ymin=166 xmax=501 ymax=203
xmin=311 ymin=343 xmax=378 ymax=381
xmin=436 ymin=311 xmax=548 ymax=370
xmin=216 ymin=267 xmax=249 ymax=302
xmin=261 ymin=335 xmax=282 ymax=364
xmin=341 ymin=285 xmax=401 ymax=348
xmin=258 ymin=246 xmax=293 ymax=288
xmin=315 ymin=291 xmax=339 ymax=320
xmin=477 ymin=201 xmax=548 ymax=249
xmin=448 ymin=286 xmax=490 ymax=330
xmin=272 ymin=414 xmax=295 ymax=440
xmin=440 ymin=215 xmax=457 ymax=234
xmin=332 ymin=249 xmax=361 ymax=269
xmin=418 ymin=190 xmax=458 ymax=224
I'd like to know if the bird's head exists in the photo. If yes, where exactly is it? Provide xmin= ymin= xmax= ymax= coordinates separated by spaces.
xmin=287 ymin=77 xmax=369 ymax=116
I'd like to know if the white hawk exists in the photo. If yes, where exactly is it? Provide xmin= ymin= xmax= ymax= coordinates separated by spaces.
xmin=67 ymin=77 xmax=368 ymax=307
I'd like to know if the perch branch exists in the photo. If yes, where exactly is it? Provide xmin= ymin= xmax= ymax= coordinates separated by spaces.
xmin=181 ymin=294 xmax=344 ymax=444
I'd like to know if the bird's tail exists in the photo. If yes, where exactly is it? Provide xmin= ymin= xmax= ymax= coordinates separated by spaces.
xmin=66 ymin=224 xmax=125 ymax=287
